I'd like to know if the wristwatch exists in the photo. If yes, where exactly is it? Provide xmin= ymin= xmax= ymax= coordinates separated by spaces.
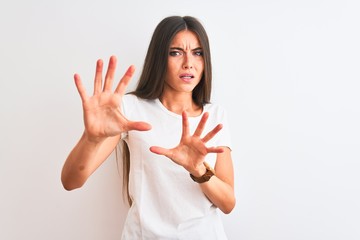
xmin=190 ymin=162 xmax=215 ymax=183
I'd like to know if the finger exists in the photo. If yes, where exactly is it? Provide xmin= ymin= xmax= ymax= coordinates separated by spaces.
xmin=103 ymin=55 xmax=117 ymax=92
xmin=93 ymin=59 xmax=103 ymax=95
xmin=114 ymin=65 xmax=135 ymax=95
xmin=127 ymin=121 xmax=152 ymax=131
xmin=149 ymin=146 xmax=171 ymax=157
xmin=193 ymin=112 xmax=209 ymax=137
xmin=206 ymin=146 xmax=225 ymax=154
xmin=202 ymin=124 xmax=223 ymax=142
xmin=181 ymin=111 xmax=190 ymax=138
xmin=74 ymin=73 xmax=88 ymax=102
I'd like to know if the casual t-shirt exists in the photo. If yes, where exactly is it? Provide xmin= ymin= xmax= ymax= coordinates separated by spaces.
xmin=120 ymin=94 xmax=232 ymax=240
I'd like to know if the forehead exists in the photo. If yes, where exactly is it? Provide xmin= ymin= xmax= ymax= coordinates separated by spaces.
xmin=170 ymin=30 xmax=201 ymax=48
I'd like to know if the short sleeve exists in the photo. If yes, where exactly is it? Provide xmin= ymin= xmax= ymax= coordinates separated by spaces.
xmin=218 ymin=108 xmax=232 ymax=151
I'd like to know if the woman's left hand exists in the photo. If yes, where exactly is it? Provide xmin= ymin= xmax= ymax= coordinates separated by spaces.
xmin=150 ymin=111 xmax=224 ymax=176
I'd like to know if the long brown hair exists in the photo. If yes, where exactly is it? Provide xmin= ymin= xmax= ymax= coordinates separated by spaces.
xmin=120 ymin=16 xmax=213 ymax=205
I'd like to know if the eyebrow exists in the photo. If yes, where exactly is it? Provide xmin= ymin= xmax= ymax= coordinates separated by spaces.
xmin=169 ymin=47 xmax=203 ymax=51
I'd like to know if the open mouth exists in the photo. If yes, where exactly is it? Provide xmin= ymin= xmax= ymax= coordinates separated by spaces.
xmin=180 ymin=74 xmax=194 ymax=81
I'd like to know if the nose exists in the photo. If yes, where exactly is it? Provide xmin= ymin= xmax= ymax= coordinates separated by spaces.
xmin=183 ymin=54 xmax=193 ymax=69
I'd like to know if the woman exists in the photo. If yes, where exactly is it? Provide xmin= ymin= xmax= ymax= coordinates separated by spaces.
xmin=61 ymin=15 xmax=235 ymax=239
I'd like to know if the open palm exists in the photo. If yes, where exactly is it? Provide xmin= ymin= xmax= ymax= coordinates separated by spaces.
xmin=150 ymin=111 xmax=223 ymax=174
xmin=74 ymin=56 xmax=151 ymax=142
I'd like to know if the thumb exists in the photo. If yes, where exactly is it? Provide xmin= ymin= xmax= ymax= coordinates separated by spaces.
xmin=128 ymin=121 xmax=152 ymax=131
xmin=150 ymin=146 xmax=170 ymax=157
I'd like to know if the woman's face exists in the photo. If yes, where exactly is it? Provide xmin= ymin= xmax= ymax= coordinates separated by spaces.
xmin=164 ymin=30 xmax=204 ymax=95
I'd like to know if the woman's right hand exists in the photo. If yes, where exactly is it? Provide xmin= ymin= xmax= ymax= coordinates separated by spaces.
xmin=74 ymin=55 xmax=151 ymax=143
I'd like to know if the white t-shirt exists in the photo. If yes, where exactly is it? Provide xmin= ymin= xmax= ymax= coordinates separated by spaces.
xmin=120 ymin=94 xmax=232 ymax=240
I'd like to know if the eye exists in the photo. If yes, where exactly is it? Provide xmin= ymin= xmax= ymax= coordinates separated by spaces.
xmin=169 ymin=51 xmax=182 ymax=56
xmin=194 ymin=51 xmax=203 ymax=56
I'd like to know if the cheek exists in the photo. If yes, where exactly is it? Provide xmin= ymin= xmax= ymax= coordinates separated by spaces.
xmin=198 ymin=67 xmax=204 ymax=78
xmin=167 ymin=60 xmax=177 ymax=74
xmin=196 ymin=59 xmax=205 ymax=71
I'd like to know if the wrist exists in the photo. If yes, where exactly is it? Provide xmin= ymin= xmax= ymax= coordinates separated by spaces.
xmin=190 ymin=162 xmax=215 ymax=184
xmin=82 ymin=131 xmax=106 ymax=145
xmin=190 ymin=164 xmax=207 ymax=178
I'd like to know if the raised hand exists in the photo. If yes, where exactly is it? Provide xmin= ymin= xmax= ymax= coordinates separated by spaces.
xmin=74 ymin=55 xmax=151 ymax=142
xmin=149 ymin=111 xmax=224 ymax=176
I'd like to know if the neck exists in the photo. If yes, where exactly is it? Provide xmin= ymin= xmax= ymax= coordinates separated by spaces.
xmin=159 ymin=92 xmax=202 ymax=117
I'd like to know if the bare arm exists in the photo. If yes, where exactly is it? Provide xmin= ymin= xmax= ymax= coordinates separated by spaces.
xmin=199 ymin=147 xmax=235 ymax=214
xmin=61 ymin=56 xmax=151 ymax=190
xmin=61 ymin=133 xmax=120 ymax=190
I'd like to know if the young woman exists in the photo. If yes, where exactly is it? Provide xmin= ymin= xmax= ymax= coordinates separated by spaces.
xmin=61 ymin=15 xmax=235 ymax=239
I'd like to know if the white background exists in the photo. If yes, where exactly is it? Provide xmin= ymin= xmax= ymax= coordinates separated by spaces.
xmin=1 ymin=0 xmax=359 ymax=239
